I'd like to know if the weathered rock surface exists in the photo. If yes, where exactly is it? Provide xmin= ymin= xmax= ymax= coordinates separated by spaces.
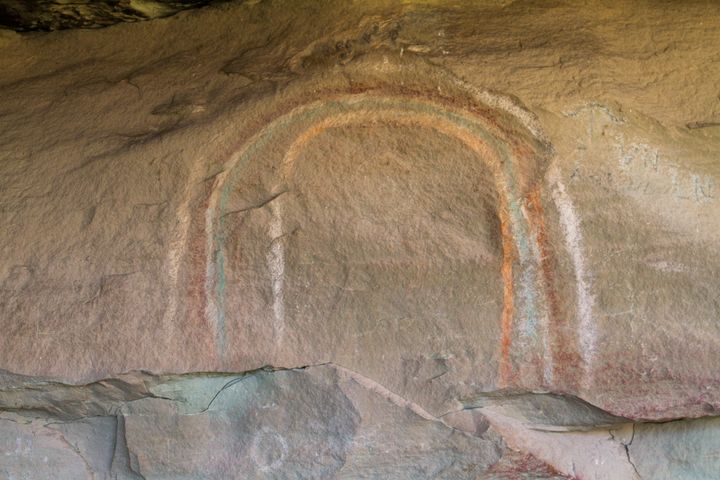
xmin=0 ymin=0 xmax=222 ymax=31
xmin=1 ymin=367 xmax=568 ymax=478
xmin=1 ymin=0 xmax=719 ymax=478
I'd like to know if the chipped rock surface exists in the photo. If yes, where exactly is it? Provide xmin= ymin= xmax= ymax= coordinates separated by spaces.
xmin=1 ymin=1 xmax=719 ymax=478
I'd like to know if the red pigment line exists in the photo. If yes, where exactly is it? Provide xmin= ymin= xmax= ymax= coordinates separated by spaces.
xmin=526 ymin=186 xmax=580 ymax=389
xmin=526 ymin=187 xmax=558 ymax=385
xmin=499 ymin=208 xmax=515 ymax=387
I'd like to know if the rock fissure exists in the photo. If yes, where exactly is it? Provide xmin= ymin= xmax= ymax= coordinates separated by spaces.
xmin=623 ymin=423 xmax=642 ymax=480
xmin=5 ymin=364 xmax=718 ymax=429
xmin=219 ymin=189 xmax=288 ymax=219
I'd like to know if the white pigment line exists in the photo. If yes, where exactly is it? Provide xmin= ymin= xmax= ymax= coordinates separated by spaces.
xmin=164 ymin=157 xmax=205 ymax=334
xmin=205 ymin=170 xmax=229 ymax=358
xmin=549 ymin=166 xmax=596 ymax=389
xmin=267 ymin=201 xmax=286 ymax=344
xmin=542 ymin=309 xmax=554 ymax=386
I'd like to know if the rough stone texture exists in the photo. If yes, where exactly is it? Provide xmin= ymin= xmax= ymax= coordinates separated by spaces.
xmin=1 ymin=0 xmax=719 ymax=478
xmin=0 ymin=367 xmax=564 ymax=479
xmin=630 ymin=417 xmax=720 ymax=480
xmin=0 ymin=0 xmax=223 ymax=31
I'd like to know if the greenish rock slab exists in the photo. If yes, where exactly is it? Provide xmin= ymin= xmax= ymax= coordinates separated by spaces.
xmin=631 ymin=416 xmax=720 ymax=480
xmin=0 ymin=366 xmax=525 ymax=479
xmin=462 ymin=392 xmax=629 ymax=431
xmin=123 ymin=368 xmax=360 ymax=479
xmin=122 ymin=366 xmax=505 ymax=479
xmin=0 ymin=415 xmax=101 ymax=479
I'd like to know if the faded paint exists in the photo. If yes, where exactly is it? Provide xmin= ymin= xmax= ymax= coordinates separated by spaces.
xmin=267 ymin=200 xmax=286 ymax=349
xmin=206 ymin=91 xmax=550 ymax=387
xmin=549 ymin=167 xmax=596 ymax=391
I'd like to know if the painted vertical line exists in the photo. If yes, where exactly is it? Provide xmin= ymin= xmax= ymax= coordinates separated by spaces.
xmin=549 ymin=167 xmax=596 ymax=390
xmin=496 ymin=146 xmax=545 ymax=387
xmin=510 ymin=195 xmax=540 ymax=342
xmin=526 ymin=186 xmax=558 ymax=387
xmin=267 ymin=200 xmax=286 ymax=348
xmin=163 ymin=156 xmax=204 ymax=352
xmin=499 ymin=210 xmax=515 ymax=387
xmin=214 ymin=234 xmax=227 ymax=357
xmin=205 ymin=169 xmax=231 ymax=362
xmin=210 ymin=128 xmax=284 ymax=361
xmin=494 ymin=142 xmax=543 ymax=362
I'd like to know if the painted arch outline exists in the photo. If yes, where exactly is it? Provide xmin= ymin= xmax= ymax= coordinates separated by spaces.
xmin=203 ymin=87 xmax=560 ymax=387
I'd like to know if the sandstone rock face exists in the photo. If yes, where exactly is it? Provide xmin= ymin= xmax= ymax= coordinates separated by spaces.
xmin=0 ymin=0 xmax=219 ymax=31
xmin=1 ymin=1 xmax=719 ymax=478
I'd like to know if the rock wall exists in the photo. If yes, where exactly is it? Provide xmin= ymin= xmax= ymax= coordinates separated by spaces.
xmin=0 ymin=0 xmax=221 ymax=31
xmin=1 ymin=1 xmax=719 ymax=478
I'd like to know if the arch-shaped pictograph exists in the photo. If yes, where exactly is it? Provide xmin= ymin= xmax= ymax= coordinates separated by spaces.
xmin=199 ymin=79 xmax=569 ymax=389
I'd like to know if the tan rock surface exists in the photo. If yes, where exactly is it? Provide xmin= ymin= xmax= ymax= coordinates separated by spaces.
xmin=1 ymin=1 xmax=719 ymax=477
